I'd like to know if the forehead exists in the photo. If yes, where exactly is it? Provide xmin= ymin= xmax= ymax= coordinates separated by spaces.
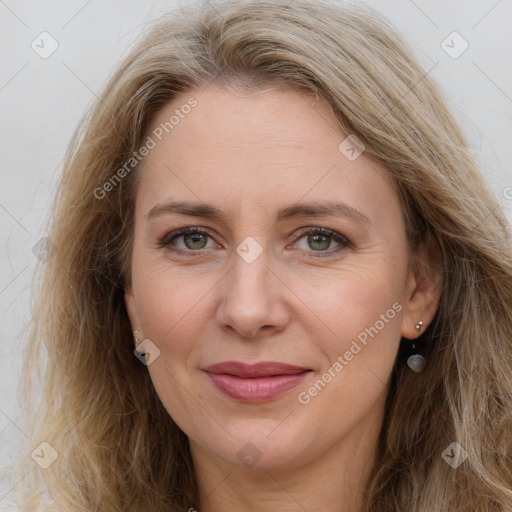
xmin=148 ymin=84 xmax=338 ymax=148
xmin=136 ymin=85 xmax=396 ymax=223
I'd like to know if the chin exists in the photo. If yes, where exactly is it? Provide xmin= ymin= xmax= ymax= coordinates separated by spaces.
xmin=193 ymin=418 xmax=319 ymax=471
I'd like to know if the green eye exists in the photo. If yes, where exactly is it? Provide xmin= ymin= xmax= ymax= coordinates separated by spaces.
xmin=292 ymin=227 xmax=352 ymax=257
xmin=159 ymin=227 xmax=214 ymax=256
xmin=159 ymin=226 xmax=352 ymax=258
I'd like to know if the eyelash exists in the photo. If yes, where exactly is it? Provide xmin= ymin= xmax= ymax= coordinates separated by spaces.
xmin=157 ymin=226 xmax=352 ymax=258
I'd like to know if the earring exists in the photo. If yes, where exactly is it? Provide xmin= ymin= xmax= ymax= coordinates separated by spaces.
xmin=133 ymin=329 xmax=142 ymax=344
xmin=407 ymin=321 xmax=426 ymax=373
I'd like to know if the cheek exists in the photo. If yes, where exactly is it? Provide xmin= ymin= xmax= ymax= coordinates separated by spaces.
xmin=133 ymin=269 xmax=216 ymax=432
xmin=134 ymin=264 xmax=214 ymax=344
xmin=134 ymin=247 xmax=407 ymax=368
xmin=291 ymin=275 xmax=404 ymax=443
xmin=292 ymin=260 xmax=406 ymax=351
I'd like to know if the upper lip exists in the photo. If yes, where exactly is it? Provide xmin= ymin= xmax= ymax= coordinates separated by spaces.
xmin=202 ymin=361 xmax=311 ymax=378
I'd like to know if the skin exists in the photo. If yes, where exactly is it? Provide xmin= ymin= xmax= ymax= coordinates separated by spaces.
xmin=124 ymin=84 xmax=441 ymax=511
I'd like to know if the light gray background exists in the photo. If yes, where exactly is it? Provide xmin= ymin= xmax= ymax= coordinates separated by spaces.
xmin=1 ymin=0 xmax=511 ymax=507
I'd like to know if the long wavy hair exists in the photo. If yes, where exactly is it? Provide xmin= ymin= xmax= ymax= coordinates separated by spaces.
xmin=19 ymin=0 xmax=512 ymax=510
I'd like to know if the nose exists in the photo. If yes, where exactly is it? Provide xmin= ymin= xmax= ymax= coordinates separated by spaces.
xmin=215 ymin=245 xmax=291 ymax=340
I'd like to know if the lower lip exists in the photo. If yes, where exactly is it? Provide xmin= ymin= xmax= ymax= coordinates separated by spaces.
xmin=205 ymin=371 xmax=312 ymax=402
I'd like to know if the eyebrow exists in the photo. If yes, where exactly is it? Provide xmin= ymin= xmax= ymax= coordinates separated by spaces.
xmin=146 ymin=200 xmax=371 ymax=225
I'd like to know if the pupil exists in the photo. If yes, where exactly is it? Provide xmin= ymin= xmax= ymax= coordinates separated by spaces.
xmin=186 ymin=233 xmax=206 ymax=249
xmin=309 ymin=234 xmax=330 ymax=251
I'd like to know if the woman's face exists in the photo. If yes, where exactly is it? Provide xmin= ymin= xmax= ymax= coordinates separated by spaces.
xmin=124 ymin=85 xmax=436 ymax=472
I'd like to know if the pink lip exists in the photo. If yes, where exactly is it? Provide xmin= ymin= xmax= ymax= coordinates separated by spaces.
xmin=202 ymin=361 xmax=312 ymax=402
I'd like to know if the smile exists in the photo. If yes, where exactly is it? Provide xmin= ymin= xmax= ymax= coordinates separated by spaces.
xmin=202 ymin=361 xmax=313 ymax=402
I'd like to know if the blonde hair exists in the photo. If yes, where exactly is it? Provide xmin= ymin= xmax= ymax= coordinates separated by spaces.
xmin=19 ymin=0 xmax=512 ymax=510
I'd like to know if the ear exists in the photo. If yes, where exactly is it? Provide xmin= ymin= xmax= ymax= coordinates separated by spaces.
xmin=401 ymin=234 xmax=442 ymax=339
xmin=124 ymin=281 xmax=142 ymax=347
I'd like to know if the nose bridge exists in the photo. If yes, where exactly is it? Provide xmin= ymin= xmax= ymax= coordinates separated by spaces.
xmin=216 ymin=235 xmax=289 ymax=338
xmin=230 ymin=236 xmax=271 ymax=300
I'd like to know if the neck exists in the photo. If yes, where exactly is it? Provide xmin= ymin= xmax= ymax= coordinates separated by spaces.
xmin=190 ymin=410 xmax=382 ymax=512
